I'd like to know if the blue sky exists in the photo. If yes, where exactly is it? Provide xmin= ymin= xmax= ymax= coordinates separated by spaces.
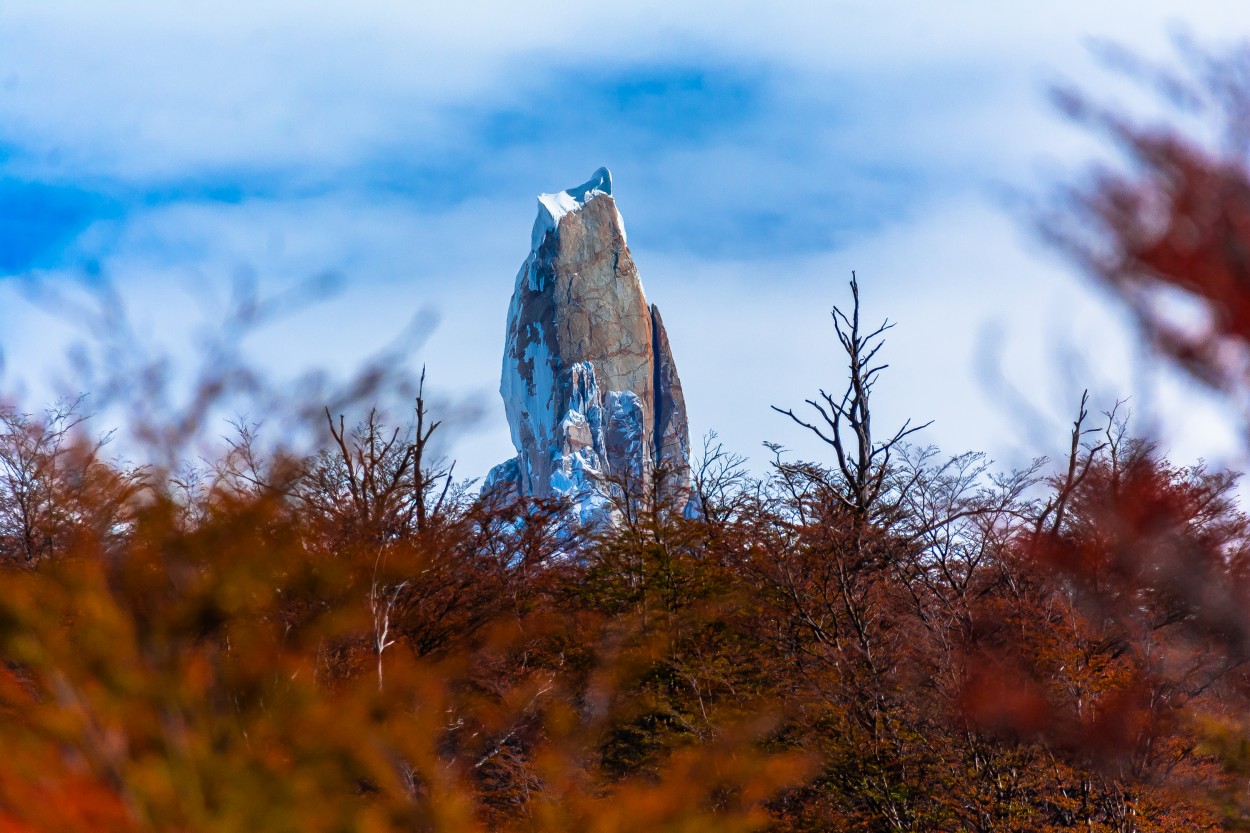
xmin=0 ymin=1 xmax=1246 ymax=477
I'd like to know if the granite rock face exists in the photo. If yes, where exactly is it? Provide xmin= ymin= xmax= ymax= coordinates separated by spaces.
xmin=486 ymin=168 xmax=690 ymax=524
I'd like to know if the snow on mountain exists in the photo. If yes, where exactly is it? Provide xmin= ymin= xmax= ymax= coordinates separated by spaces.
xmin=487 ymin=167 xmax=690 ymax=526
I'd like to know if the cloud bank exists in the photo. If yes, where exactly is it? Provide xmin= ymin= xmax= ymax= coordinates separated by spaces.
xmin=0 ymin=1 xmax=1243 ymax=477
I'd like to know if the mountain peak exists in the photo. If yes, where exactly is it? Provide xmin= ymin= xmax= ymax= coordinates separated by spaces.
xmin=492 ymin=167 xmax=691 ymax=526
xmin=531 ymin=166 xmax=615 ymax=251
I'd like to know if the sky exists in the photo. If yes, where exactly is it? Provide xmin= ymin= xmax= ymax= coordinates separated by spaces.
xmin=0 ymin=1 xmax=1247 ymax=480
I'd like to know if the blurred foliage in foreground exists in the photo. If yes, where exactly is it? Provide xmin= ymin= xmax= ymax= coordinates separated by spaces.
xmin=6 ymin=34 xmax=1250 ymax=833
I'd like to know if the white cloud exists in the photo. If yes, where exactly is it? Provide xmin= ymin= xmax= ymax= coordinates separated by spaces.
xmin=641 ymin=194 xmax=1242 ymax=476
xmin=0 ymin=1 xmax=1241 ymax=179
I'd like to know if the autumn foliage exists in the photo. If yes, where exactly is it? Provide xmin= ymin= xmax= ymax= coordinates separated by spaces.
xmin=5 ymin=36 xmax=1250 ymax=833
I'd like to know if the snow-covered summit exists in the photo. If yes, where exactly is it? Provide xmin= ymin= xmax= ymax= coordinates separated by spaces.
xmin=531 ymin=166 xmax=614 ymax=251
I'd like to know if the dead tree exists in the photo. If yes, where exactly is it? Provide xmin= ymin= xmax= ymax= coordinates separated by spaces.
xmin=411 ymin=367 xmax=454 ymax=535
xmin=313 ymin=367 xmax=455 ymax=545
xmin=773 ymin=272 xmax=931 ymax=520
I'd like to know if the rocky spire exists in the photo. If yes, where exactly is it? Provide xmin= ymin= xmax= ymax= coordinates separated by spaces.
xmin=484 ymin=168 xmax=691 ymax=524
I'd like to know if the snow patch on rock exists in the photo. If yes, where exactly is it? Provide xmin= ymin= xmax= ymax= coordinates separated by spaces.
xmin=530 ymin=166 xmax=614 ymax=251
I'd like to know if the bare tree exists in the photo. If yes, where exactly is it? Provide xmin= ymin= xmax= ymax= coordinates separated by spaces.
xmin=0 ymin=396 xmax=142 ymax=564
xmin=1032 ymin=390 xmax=1110 ymax=539
xmin=411 ymin=367 xmax=455 ymax=535
xmin=690 ymin=430 xmax=750 ymax=525
xmin=773 ymin=272 xmax=931 ymax=520
xmin=306 ymin=368 xmax=455 ymax=546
